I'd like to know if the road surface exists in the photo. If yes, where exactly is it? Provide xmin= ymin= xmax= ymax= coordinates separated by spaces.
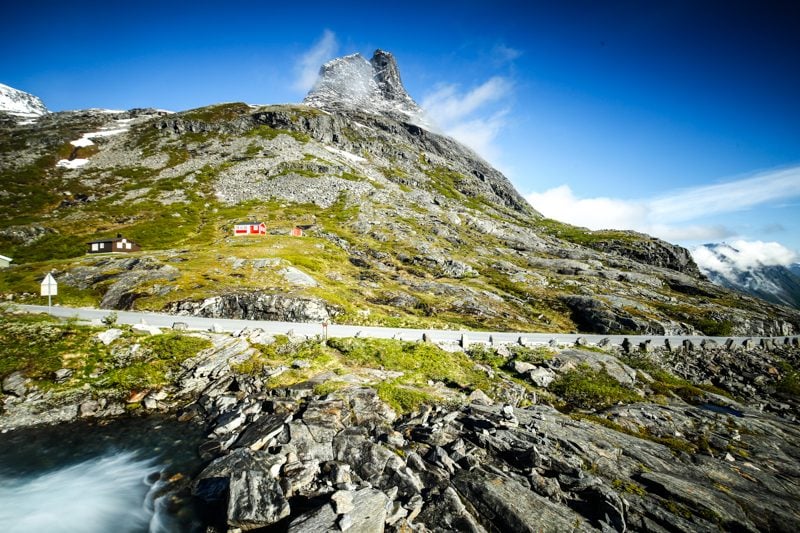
xmin=6 ymin=304 xmax=798 ymax=349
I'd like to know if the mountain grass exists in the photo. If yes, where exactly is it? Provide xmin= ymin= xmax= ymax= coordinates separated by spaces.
xmin=0 ymin=312 xmax=211 ymax=394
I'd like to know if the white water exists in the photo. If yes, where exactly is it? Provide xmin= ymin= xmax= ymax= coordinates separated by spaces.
xmin=0 ymin=452 xmax=171 ymax=533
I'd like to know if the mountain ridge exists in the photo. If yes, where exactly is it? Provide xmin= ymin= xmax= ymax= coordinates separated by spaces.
xmin=0 ymin=53 xmax=798 ymax=337
xmin=0 ymin=83 xmax=49 ymax=119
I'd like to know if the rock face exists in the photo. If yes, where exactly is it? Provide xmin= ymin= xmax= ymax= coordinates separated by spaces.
xmin=304 ymin=49 xmax=428 ymax=127
xmin=60 ymin=256 xmax=179 ymax=309
xmin=587 ymin=234 xmax=705 ymax=278
xmin=166 ymin=292 xmax=337 ymax=322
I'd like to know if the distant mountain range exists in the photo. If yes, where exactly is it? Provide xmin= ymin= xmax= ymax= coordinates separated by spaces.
xmin=693 ymin=242 xmax=800 ymax=309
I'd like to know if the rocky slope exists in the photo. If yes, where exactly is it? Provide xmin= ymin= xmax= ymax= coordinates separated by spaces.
xmin=0 ymin=52 xmax=799 ymax=337
xmin=2 ymin=310 xmax=799 ymax=532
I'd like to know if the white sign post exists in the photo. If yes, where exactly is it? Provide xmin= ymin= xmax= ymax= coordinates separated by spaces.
xmin=40 ymin=273 xmax=57 ymax=312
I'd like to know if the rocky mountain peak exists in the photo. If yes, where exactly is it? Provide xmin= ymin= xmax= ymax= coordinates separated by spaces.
xmin=0 ymin=83 xmax=48 ymax=119
xmin=369 ymin=49 xmax=405 ymax=101
xmin=303 ymin=50 xmax=429 ymax=127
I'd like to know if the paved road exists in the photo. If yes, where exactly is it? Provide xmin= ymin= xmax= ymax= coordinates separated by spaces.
xmin=5 ymin=304 xmax=798 ymax=348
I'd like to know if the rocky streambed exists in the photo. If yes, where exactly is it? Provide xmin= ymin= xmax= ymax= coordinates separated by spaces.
xmin=2 ymin=325 xmax=799 ymax=532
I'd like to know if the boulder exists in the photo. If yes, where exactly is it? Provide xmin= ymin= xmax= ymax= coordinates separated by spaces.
xmin=280 ymin=266 xmax=319 ymax=287
xmin=287 ymin=488 xmax=388 ymax=533
xmin=549 ymin=349 xmax=637 ymax=386
xmin=2 ymin=371 xmax=27 ymax=397
xmin=227 ymin=470 xmax=290 ymax=530
xmin=467 ymin=389 xmax=494 ymax=406
xmin=166 ymin=292 xmax=337 ymax=322
xmin=528 ymin=367 xmax=556 ymax=388
xmin=96 ymin=328 xmax=123 ymax=345
xmin=452 ymin=469 xmax=591 ymax=532
xmin=54 ymin=368 xmax=73 ymax=383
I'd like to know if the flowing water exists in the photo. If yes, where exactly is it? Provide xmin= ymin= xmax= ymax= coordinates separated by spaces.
xmin=0 ymin=415 xmax=208 ymax=532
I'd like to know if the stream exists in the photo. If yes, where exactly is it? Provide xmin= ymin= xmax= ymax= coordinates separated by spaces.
xmin=0 ymin=415 xmax=208 ymax=532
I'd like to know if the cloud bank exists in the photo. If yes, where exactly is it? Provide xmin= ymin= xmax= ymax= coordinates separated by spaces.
xmin=293 ymin=30 xmax=339 ymax=93
xmin=692 ymin=240 xmax=799 ymax=279
xmin=526 ymin=165 xmax=800 ymax=244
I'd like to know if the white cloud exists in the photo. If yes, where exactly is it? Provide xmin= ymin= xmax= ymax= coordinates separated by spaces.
xmin=492 ymin=43 xmax=522 ymax=65
xmin=526 ymin=165 xmax=800 ymax=245
xmin=648 ymin=166 xmax=800 ymax=222
xmin=526 ymin=184 xmax=648 ymax=231
xmin=443 ymin=110 xmax=508 ymax=162
xmin=422 ymin=77 xmax=513 ymax=160
xmin=691 ymin=245 xmax=736 ymax=278
xmin=293 ymin=30 xmax=338 ymax=93
xmin=692 ymin=240 xmax=798 ymax=279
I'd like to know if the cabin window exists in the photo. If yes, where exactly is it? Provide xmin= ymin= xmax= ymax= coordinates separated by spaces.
xmin=126 ymin=242 xmax=132 ymax=249
xmin=117 ymin=242 xmax=123 ymax=249
xmin=92 ymin=243 xmax=98 ymax=251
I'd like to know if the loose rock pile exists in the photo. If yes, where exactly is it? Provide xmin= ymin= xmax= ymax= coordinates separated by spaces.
xmin=180 ymin=345 xmax=800 ymax=532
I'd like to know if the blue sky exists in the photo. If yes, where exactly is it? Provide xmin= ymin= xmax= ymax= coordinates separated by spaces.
xmin=3 ymin=0 xmax=799 ymax=263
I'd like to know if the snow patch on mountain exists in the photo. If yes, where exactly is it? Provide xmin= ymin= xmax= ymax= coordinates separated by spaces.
xmin=58 ymin=117 xmax=134 ymax=167
xmin=0 ymin=83 xmax=48 ymax=119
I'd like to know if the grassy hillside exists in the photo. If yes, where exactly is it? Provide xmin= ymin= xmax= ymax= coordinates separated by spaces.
xmin=1 ymin=104 xmax=797 ymax=335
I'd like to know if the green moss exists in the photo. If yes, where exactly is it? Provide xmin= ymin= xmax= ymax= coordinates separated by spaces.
xmin=535 ymin=218 xmax=645 ymax=245
xmin=327 ymin=337 xmax=491 ymax=390
xmin=233 ymin=338 xmax=333 ymax=376
xmin=180 ymin=102 xmax=252 ymax=122
xmin=4 ymin=232 xmax=87 ymax=263
xmin=313 ymin=380 xmax=350 ymax=396
xmin=612 ymin=478 xmax=647 ymax=496
xmin=777 ymin=360 xmax=800 ymax=397
xmin=689 ymin=317 xmax=733 ymax=337
xmin=0 ymin=316 xmax=84 ymax=380
xmin=340 ymin=171 xmax=366 ymax=182
xmin=247 ymin=125 xmax=310 ymax=143
xmin=139 ymin=333 xmax=211 ymax=363
xmin=423 ymin=166 xmax=470 ymax=200
xmin=620 ymin=354 xmax=732 ymax=400
xmin=512 ymin=345 xmax=556 ymax=363
xmin=571 ymin=413 xmax=698 ymax=455
xmin=467 ymin=344 xmax=508 ymax=369
xmin=0 ymin=312 xmax=211 ymax=394
xmin=550 ymin=363 xmax=640 ymax=410
xmin=375 ymin=380 xmax=436 ymax=413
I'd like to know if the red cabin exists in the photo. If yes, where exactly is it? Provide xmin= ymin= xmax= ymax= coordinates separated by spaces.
xmin=234 ymin=222 xmax=266 ymax=236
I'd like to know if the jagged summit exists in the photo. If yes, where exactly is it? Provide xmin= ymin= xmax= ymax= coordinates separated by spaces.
xmin=303 ymin=50 xmax=430 ymax=127
xmin=0 ymin=83 xmax=48 ymax=120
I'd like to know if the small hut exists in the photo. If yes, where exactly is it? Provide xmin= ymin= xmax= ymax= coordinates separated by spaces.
xmin=234 ymin=222 xmax=266 ymax=236
xmin=87 ymin=234 xmax=141 ymax=254
xmin=291 ymin=224 xmax=314 ymax=237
